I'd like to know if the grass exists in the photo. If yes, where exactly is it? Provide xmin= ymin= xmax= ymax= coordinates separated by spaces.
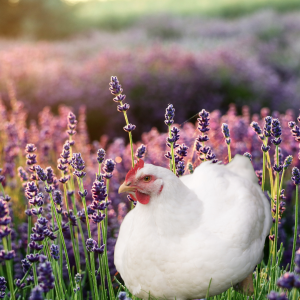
xmin=73 ymin=0 xmax=300 ymax=31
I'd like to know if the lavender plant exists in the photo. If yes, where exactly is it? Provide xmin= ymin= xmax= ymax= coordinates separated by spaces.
xmin=0 ymin=78 xmax=300 ymax=300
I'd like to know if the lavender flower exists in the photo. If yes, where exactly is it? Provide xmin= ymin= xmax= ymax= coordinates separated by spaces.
xmin=221 ymin=123 xmax=231 ymax=144
xmin=291 ymin=124 xmax=300 ymax=142
xmin=35 ymin=165 xmax=47 ymax=182
xmin=198 ymin=109 xmax=210 ymax=133
xmin=135 ymin=145 xmax=146 ymax=159
xmin=292 ymin=167 xmax=300 ymax=185
xmin=273 ymin=164 xmax=283 ymax=173
xmin=264 ymin=116 xmax=272 ymax=137
xmin=38 ymin=256 xmax=55 ymax=293
xmin=283 ymin=155 xmax=293 ymax=170
xmin=67 ymin=112 xmax=77 ymax=136
xmin=164 ymin=104 xmax=175 ymax=126
xmin=29 ymin=286 xmax=43 ymax=300
xmin=104 ymin=159 xmax=116 ymax=174
xmin=86 ymin=238 xmax=97 ymax=252
xmin=91 ymin=212 xmax=105 ymax=224
xmin=97 ymin=149 xmax=106 ymax=164
xmin=117 ymin=103 xmax=130 ymax=112
xmin=271 ymin=119 xmax=282 ymax=145
xmin=250 ymin=122 xmax=264 ymax=140
xmin=176 ymin=161 xmax=185 ymax=176
xmin=52 ymin=190 xmax=63 ymax=206
xmin=50 ymin=244 xmax=59 ymax=261
xmin=267 ymin=291 xmax=288 ymax=300
xmin=123 ymin=124 xmax=136 ymax=132
xmin=176 ymin=144 xmax=188 ymax=157
xmin=71 ymin=153 xmax=86 ymax=178
xmin=109 ymin=76 xmax=123 ymax=96
xmin=118 ymin=291 xmax=132 ymax=300
xmin=261 ymin=144 xmax=270 ymax=153
xmin=243 ymin=152 xmax=252 ymax=161
xmin=277 ymin=272 xmax=300 ymax=289
xmin=288 ymin=121 xmax=296 ymax=129
xmin=0 ymin=277 xmax=6 ymax=299
xmin=94 ymin=244 xmax=105 ymax=255
xmin=17 ymin=167 xmax=28 ymax=182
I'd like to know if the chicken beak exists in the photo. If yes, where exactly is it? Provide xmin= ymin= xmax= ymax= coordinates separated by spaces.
xmin=118 ymin=182 xmax=136 ymax=194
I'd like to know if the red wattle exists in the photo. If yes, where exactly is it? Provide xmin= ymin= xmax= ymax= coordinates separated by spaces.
xmin=135 ymin=190 xmax=150 ymax=205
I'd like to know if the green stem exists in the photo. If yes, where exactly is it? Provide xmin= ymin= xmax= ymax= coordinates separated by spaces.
xmin=97 ymin=165 xmax=107 ymax=298
xmin=120 ymin=100 xmax=134 ymax=168
xmin=291 ymin=185 xmax=299 ymax=271
xmin=168 ymin=125 xmax=176 ymax=174
xmin=62 ymin=183 xmax=81 ymax=274
xmin=68 ymin=190 xmax=94 ymax=300
xmin=27 ymin=214 xmax=31 ymax=255
xmin=227 ymin=144 xmax=231 ymax=163
xmin=44 ymin=241 xmax=61 ymax=299
xmin=262 ymin=138 xmax=268 ymax=192
xmin=77 ymin=178 xmax=99 ymax=300
xmin=266 ymin=151 xmax=274 ymax=198
xmin=3 ymin=237 xmax=15 ymax=300
xmin=272 ymin=146 xmax=280 ymax=268
xmin=46 ymin=182 xmax=76 ymax=298
xmin=103 ymin=179 xmax=114 ymax=299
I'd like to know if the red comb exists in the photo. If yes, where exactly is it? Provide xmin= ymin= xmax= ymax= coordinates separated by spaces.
xmin=125 ymin=159 xmax=144 ymax=181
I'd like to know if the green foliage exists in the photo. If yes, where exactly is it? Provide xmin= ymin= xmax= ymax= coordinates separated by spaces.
xmin=0 ymin=0 xmax=76 ymax=39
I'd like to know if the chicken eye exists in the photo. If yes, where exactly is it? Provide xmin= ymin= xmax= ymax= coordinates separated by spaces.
xmin=143 ymin=176 xmax=151 ymax=182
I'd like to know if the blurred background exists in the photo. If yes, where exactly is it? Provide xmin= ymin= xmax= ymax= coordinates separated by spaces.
xmin=1 ymin=0 xmax=300 ymax=141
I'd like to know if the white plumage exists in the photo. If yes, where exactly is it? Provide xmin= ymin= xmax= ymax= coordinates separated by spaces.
xmin=114 ymin=155 xmax=272 ymax=300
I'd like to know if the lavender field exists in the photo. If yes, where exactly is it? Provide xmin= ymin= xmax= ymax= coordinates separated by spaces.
xmin=1 ymin=1 xmax=300 ymax=299
xmin=1 ymin=10 xmax=300 ymax=140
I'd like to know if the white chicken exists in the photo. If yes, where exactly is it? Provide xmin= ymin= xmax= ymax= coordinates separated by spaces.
xmin=114 ymin=155 xmax=272 ymax=300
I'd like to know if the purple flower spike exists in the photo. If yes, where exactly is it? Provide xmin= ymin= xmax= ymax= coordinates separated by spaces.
xmin=123 ymin=124 xmax=136 ymax=132
xmin=97 ymin=149 xmax=106 ymax=164
xmin=197 ymin=109 xmax=210 ymax=133
xmin=136 ymin=144 xmax=146 ymax=159
xmin=292 ymin=167 xmax=300 ymax=185
xmin=52 ymin=190 xmax=63 ymax=206
xmin=291 ymin=124 xmax=300 ymax=142
xmin=164 ymin=104 xmax=175 ymax=126
xmin=277 ymin=273 xmax=299 ymax=289
xmin=243 ymin=152 xmax=252 ymax=161
xmin=267 ymin=291 xmax=288 ymax=300
xmin=283 ymin=155 xmax=293 ymax=170
xmin=271 ymin=119 xmax=282 ymax=138
xmin=109 ymin=76 xmax=123 ymax=95
xmin=50 ymin=244 xmax=59 ymax=261
xmin=0 ymin=277 xmax=6 ymax=298
xmin=264 ymin=116 xmax=272 ymax=137
xmin=250 ymin=122 xmax=264 ymax=140
xmin=38 ymin=258 xmax=55 ymax=293
xmin=176 ymin=161 xmax=185 ymax=176
xmin=86 ymin=238 xmax=97 ymax=252
xmin=35 ymin=166 xmax=47 ymax=182
xmin=104 ymin=159 xmax=116 ymax=174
